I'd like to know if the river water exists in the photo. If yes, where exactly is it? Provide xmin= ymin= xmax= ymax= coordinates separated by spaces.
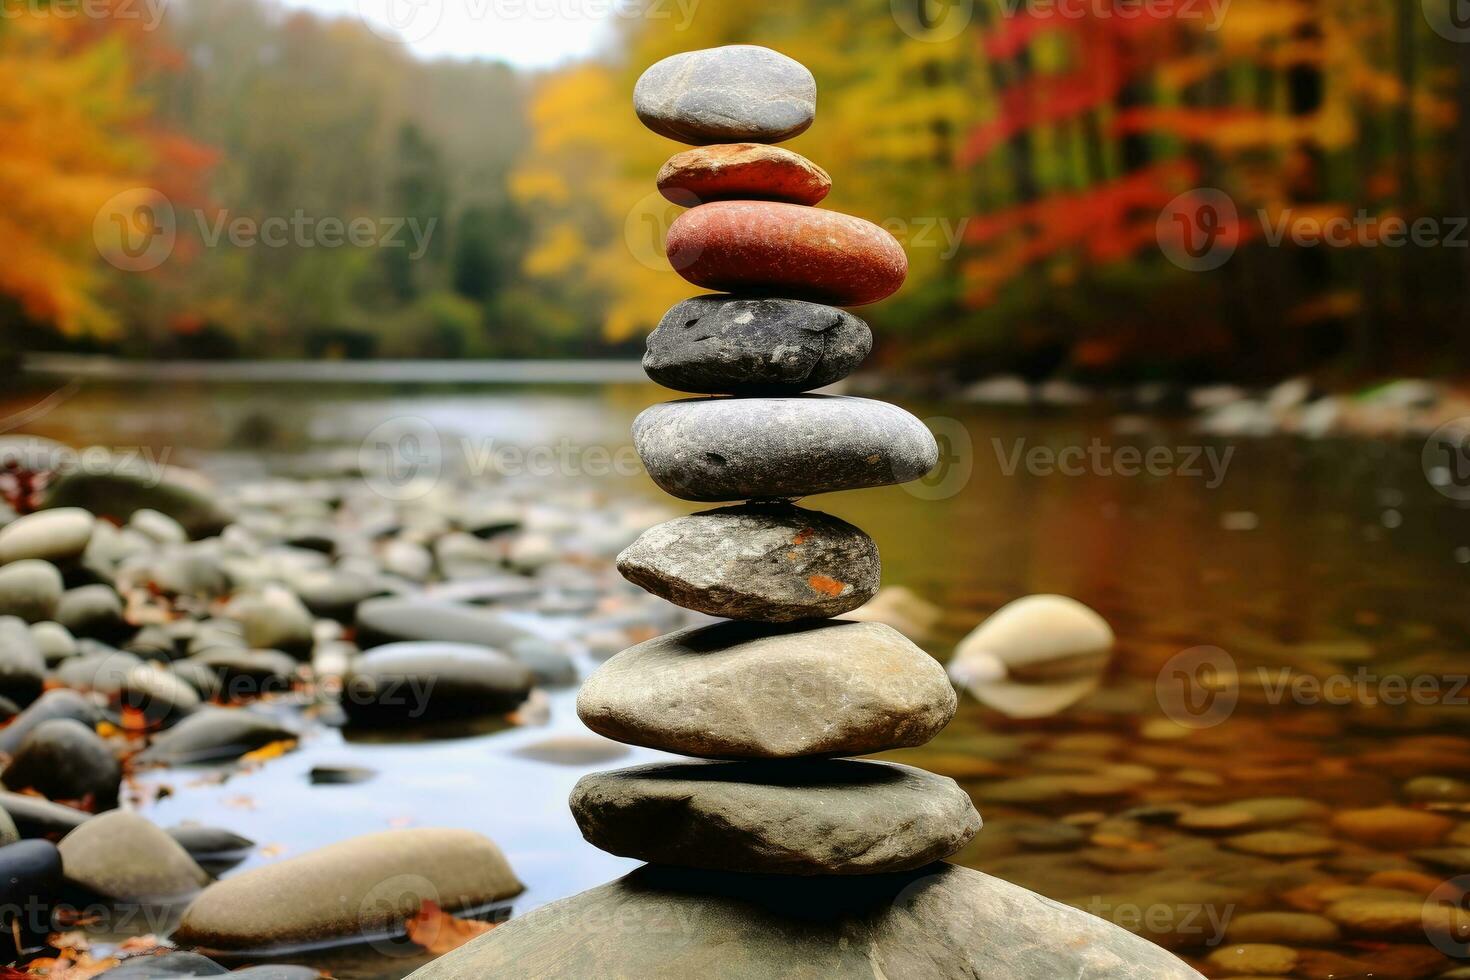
xmin=6 ymin=374 xmax=1470 ymax=977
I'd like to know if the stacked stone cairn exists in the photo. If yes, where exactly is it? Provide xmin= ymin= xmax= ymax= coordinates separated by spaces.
xmin=569 ymin=43 xmax=982 ymax=881
xmin=411 ymin=45 xmax=1206 ymax=979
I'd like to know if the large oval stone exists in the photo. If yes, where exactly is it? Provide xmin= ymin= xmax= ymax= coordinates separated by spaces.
xmin=577 ymin=620 xmax=955 ymax=758
xmin=657 ymin=144 xmax=830 ymax=205
xmin=0 ymin=509 xmax=94 ymax=566
xmin=343 ymin=642 xmax=534 ymax=725
xmin=633 ymin=396 xmax=938 ymax=501
xmin=173 ymin=829 xmax=522 ymax=953
xmin=571 ymin=760 xmax=980 ymax=875
xmin=666 ymin=202 xmax=907 ymax=306
xmin=617 ymin=504 xmax=879 ymax=622
xmin=634 ymin=45 xmax=816 ymax=145
xmin=59 ymin=810 xmax=209 ymax=901
xmin=644 ymin=295 xmax=871 ymax=395
xmin=405 ymin=863 xmax=1206 ymax=980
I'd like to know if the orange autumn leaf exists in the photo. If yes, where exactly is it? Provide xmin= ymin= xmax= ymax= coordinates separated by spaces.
xmin=239 ymin=740 xmax=298 ymax=763
xmin=405 ymin=901 xmax=495 ymax=956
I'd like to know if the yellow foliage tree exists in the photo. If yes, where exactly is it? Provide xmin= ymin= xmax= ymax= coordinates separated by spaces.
xmin=0 ymin=3 xmax=169 ymax=337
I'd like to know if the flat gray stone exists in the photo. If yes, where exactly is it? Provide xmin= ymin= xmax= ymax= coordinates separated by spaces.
xmin=355 ymin=597 xmax=535 ymax=649
xmin=343 ymin=642 xmax=534 ymax=725
xmin=0 ymin=560 xmax=63 ymax=623
xmin=0 ymin=789 xmax=90 ymax=838
xmin=0 ymin=509 xmax=94 ymax=566
xmin=59 ymin=810 xmax=209 ymax=901
xmin=2 ymin=718 xmax=121 ymax=808
xmin=617 ymin=504 xmax=879 ymax=622
xmin=0 ymin=689 xmax=102 ymax=754
xmin=173 ymin=829 xmax=522 ymax=953
xmin=56 ymin=584 xmax=130 ymax=642
xmin=138 ymin=707 xmax=296 ymax=765
xmin=0 ymin=616 xmax=46 ymax=706
xmin=572 ymin=760 xmax=980 ymax=875
xmin=43 ymin=464 xmax=232 ymax=538
xmin=634 ymin=396 xmax=938 ymax=502
xmin=644 ymin=296 xmax=871 ymax=395
xmin=407 ymin=863 xmax=1205 ymax=979
xmin=634 ymin=45 xmax=816 ymax=145
xmin=577 ymin=620 xmax=955 ymax=758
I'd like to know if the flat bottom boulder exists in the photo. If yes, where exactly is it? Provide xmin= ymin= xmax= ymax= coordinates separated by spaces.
xmin=405 ymin=863 xmax=1205 ymax=979
xmin=572 ymin=760 xmax=979 ymax=876
xmin=173 ymin=828 xmax=522 ymax=954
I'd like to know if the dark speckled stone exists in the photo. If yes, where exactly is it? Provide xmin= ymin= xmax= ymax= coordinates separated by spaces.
xmin=632 ymin=395 xmax=938 ymax=502
xmin=644 ymin=296 xmax=871 ymax=395
xmin=634 ymin=45 xmax=816 ymax=145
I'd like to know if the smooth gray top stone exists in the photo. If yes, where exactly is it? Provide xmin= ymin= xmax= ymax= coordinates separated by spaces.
xmin=577 ymin=620 xmax=955 ymax=759
xmin=634 ymin=45 xmax=816 ymax=145
xmin=633 ymin=395 xmax=939 ymax=501
xmin=406 ymin=863 xmax=1205 ymax=980
xmin=644 ymin=296 xmax=871 ymax=395
xmin=343 ymin=642 xmax=534 ymax=722
xmin=355 ymin=597 xmax=535 ymax=649
xmin=617 ymin=503 xmax=879 ymax=622
xmin=571 ymin=760 xmax=980 ymax=875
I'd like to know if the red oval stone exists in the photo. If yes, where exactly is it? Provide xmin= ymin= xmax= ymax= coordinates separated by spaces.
xmin=665 ymin=202 xmax=908 ymax=307
xmin=657 ymin=144 xmax=831 ymax=206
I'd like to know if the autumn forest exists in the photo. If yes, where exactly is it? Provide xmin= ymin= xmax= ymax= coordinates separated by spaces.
xmin=5 ymin=0 xmax=1468 ymax=385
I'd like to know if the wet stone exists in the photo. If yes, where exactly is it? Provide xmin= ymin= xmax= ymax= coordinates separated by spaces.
xmin=571 ymin=760 xmax=981 ymax=875
xmin=633 ymin=395 xmax=938 ymax=502
xmin=644 ymin=296 xmax=871 ymax=395
xmin=616 ymin=503 xmax=880 ymax=622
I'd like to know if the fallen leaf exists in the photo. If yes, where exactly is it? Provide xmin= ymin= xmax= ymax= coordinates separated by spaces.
xmin=404 ymin=901 xmax=494 ymax=955
xmin=240 ymin=740 xmax=298 ymax=763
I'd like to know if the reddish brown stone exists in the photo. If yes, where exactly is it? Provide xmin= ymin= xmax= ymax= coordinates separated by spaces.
xmin=657 ymin=144 xmax=831 ymax=206
xmin=666 ymin=202 xmax=907 ymax=307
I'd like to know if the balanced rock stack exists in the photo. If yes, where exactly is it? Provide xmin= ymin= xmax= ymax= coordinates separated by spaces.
xmin=570 ymin=44 xmax=980 ymax=879
xmin=412 ymin=46 xmax=1204 ymax=979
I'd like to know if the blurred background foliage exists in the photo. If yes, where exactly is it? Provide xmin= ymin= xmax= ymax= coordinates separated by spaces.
xmin=2 ymin=0 xmax=1467 ymax=384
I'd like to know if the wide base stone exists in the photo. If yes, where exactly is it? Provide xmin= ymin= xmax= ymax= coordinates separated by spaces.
xmin=405 ymin=863 xmax=1205 ymax=979
xmin=571 ymin=760 xmax=979 ymax=875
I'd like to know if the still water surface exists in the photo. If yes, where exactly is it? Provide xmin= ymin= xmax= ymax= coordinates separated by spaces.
xmin=7 ymin=376 xmax=1470 ymax=977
